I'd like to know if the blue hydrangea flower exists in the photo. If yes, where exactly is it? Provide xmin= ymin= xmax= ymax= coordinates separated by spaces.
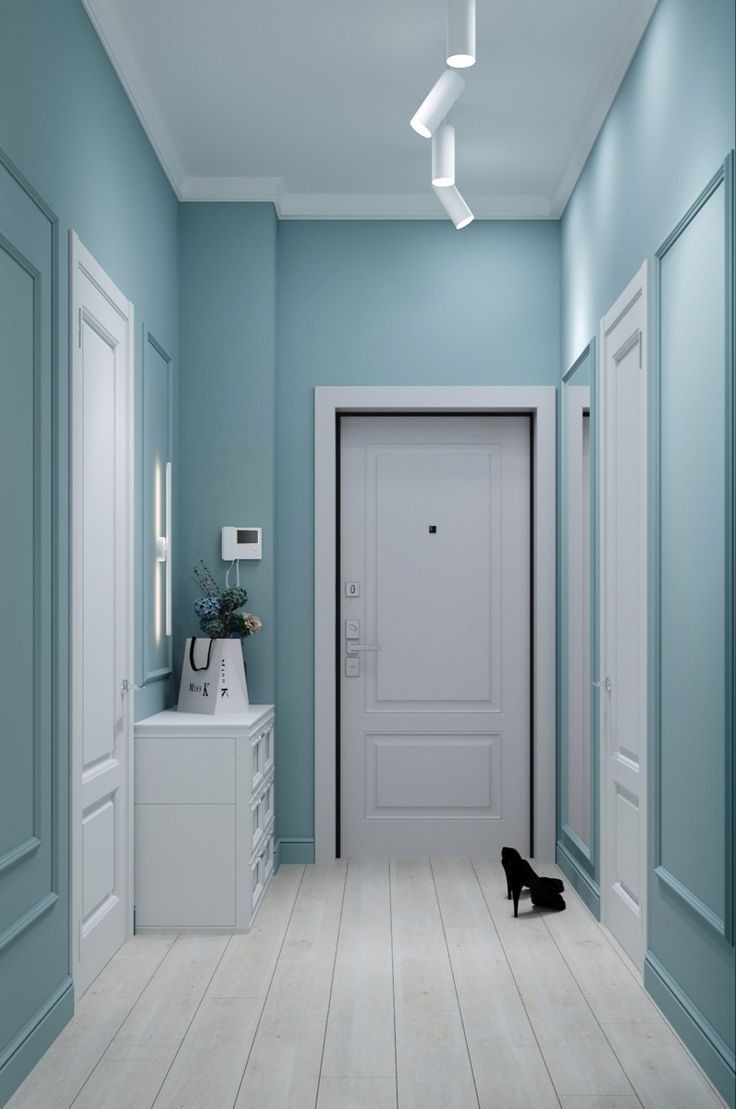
xmin=194 ymin=595 xmax=221 ymax=619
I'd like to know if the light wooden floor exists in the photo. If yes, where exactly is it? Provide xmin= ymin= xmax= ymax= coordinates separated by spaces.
xmin=8 ymin=860 xmax=724 ymax=1109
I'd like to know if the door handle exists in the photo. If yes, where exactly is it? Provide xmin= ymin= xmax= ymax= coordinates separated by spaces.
xmin=592 ymin=677 xmax=611 ymax=693
xmin=346 ymin=644 xmax=381 ymax=654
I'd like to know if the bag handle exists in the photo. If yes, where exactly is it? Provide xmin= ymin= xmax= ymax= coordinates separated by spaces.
xmin=189 ymin=637 xmax=215 ymax=672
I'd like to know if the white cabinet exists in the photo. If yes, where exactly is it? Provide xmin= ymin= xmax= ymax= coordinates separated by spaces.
xmin=134 ymin=706 xmax=275 ymax=932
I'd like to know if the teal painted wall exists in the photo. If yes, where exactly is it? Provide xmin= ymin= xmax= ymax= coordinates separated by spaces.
xmin=648 ymin=159 xmax=735 ymax=1106
xmin=0 ymin=0 xmax=178 ymax=1099
xmin=0 ymin=0 xmax=179 ymax=722
xmin=275 ymin=219 xmax=560 ymax=856
xmin=560 ymin=0 xmax=735 ymax=1102
xmin=561 ymin=0 xmax=735 ymax=368
xmin=176 ymin=204 xmax=277 ymax=707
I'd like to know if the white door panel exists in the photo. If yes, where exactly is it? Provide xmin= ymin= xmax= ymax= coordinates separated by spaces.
xmin=71 ymin=234 xmax=133 ymax=996
xmin=599 ymin=263 xmax=648 ymax=968
xmin=340 ymin=416 xmax=530 ymax=858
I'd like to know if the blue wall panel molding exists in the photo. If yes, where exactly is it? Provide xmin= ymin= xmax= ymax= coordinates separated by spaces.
xmin=0 ymin=977 xmax=73 ymax=1103
xmin=647 ymin=152 xmax=736 ymax=1107
xmin=0 ymin=143 xmax=69 ymax=1108
xmin=140 ymin=325 xmax=174 ymax=686
xmin=651 ymin=154 xmax=735 ymax=946
xmin=645 ymin=953 xmax=736 ymax=1106
xmin=557 ymin=340 xmax=600 ymax=916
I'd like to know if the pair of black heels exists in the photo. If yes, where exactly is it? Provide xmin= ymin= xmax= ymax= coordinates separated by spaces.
xmin=501 ymin=846 xmax=566 ymax=917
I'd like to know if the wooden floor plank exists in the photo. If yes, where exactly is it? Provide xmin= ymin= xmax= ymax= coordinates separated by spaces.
xmin=432 ymin=858 xmax=560 ymax=1108
xmin=330 ymin=858 xmax=393 ymax=1002
xmin=318 ymin=859 xmax=396 ymax=1103
xmin=235 ymin=863 xmax=347 ymax=1107
xmin=391 ymin=859 xmax=479 ymax=1108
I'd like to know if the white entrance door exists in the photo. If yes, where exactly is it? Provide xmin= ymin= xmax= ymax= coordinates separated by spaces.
xmin=71 ymin=233 xmax=134 ymax=996
xmin=599 ymin=262 xmax=648 ymax=968
xmin=339 ymin=415 xmax=531 ymax=857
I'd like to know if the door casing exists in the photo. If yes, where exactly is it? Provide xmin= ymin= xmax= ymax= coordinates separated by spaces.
xmin=314 ymin=386 xmax=557 ymax=864
xmin=598 ymin=262 xmax=649 ymax=969
xmin=69 ymin=232 xmax=135 ymax=993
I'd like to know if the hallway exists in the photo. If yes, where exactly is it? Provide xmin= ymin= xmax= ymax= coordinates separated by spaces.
xmin=8 ymin=859 xmax=723 ymax=1109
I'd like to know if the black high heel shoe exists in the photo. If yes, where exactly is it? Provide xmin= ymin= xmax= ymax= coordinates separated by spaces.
xmin=501 ymin=846 xmax=566 ymax=917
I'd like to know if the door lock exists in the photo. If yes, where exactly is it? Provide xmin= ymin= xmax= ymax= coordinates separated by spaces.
xmin=592 ymin=677 xmax=611 ymax=693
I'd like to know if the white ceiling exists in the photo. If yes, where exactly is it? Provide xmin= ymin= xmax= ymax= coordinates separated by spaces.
xmin=82 ymin=0 xmax=657 ymax=218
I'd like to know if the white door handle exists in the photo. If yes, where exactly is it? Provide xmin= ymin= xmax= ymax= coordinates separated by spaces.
xmin=592 ymin=677 xmax=611 ymax=693
xmin=347 ymin=644 xmax=381 ymax=654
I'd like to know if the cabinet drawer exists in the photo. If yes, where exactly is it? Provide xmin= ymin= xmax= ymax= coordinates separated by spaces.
xmin=136 ymin=735 xmax=235 ymax=804
xmin=250 ymin=830 xmax=274 ymax=922
xmin=250 ymin=721 xmax=275 ymax=795
xmin=135 ymin=803 xmax=235 ymax=928
xmin=250 ymin=773 xmax=275 ymax=856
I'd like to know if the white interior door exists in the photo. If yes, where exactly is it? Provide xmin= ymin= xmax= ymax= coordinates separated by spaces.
xmin=71 ymin=233 xmax=134 ymax=996
xmin=339 ymin=415 xmax=531 ymax=857
xmin=599 ymin=262 xmax=648 ymax=969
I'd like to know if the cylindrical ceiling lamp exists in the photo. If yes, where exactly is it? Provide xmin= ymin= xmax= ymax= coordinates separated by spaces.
xmin=434 ymin=184 xmax=474 ymax=229
xmin=431 ymin=123 xmax=455 ymax=187
xmin=410 ymin=68 xmax=465 ymax=138
xmin=447 ymin=0 xmax=476 ymax=68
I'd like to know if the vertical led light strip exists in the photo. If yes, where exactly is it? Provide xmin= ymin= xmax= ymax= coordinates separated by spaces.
xmin=164 ymin=461 xmax=172 ymax=636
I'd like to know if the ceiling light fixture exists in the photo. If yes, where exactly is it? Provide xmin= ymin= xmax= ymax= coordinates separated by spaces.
xmin=410 ymin=68 xmax=465 ymax=138
xmin=433 ymin=184 xmax=474 ymax=229
xmin=431 ymin=122 xmax=455 ymax=187
xmin=447 ymin=0 xmax=476 ymax=68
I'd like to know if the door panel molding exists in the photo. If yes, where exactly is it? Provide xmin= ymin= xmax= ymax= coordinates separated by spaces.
xmin=651 ymin=153 xmax=735 ymax=944
xmin=70 ymin=232 xmax=134 ymax=996
xmin=314 ymin=386 xmax=557 ymax=864
xmin=599 ymin=261 xmax=649 ymax=970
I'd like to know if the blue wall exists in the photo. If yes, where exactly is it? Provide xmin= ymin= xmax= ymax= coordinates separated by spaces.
xmin=275 ymin=219 xmax=560 ymax=858
xmin=561 ymin=0 xmax=735 ymax=368
xmin=177 ymin=203 xmax=277 ymax=706
xmin=0 ymin=0 xmax=178 ymax=1099
xmin=560 ymin=0 xmax=735 ymax=1102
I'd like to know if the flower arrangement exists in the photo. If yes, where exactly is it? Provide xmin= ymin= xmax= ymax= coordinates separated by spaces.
xmin=192 ymin=561 xmax=263 ymax=640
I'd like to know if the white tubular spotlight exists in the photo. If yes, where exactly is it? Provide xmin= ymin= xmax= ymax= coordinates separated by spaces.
xmin=447 ymin=0 xmax=476 ymax=68
xmin=434 ymin=184 xmax=474 ymax=229
xmin=410 ymin=68 xmax=465 ymax=138
xmin=431 ymin=122 xmax=455 ymax=187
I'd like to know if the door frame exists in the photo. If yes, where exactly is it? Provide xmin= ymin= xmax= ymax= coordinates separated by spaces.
xmin=69 ymin=231 xmax=135 ymax=986
xmin=598 ymin=262 xmax=649 ymax=968
xmin=314 ymin=385 xmax=557 ymax=864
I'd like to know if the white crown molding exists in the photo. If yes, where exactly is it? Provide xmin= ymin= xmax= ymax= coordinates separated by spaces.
xmin=548 ymin=0 xmax=659 ymax=217
xmin=81 ymin=0 xmax=186 ymax=197
xmin=176 ymin=183 xmax=553 ymax=219
xmin=178 ymin=177 xmax=285 ymax=203
xmin=281 ymin=192 xmax=553 ymax=219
